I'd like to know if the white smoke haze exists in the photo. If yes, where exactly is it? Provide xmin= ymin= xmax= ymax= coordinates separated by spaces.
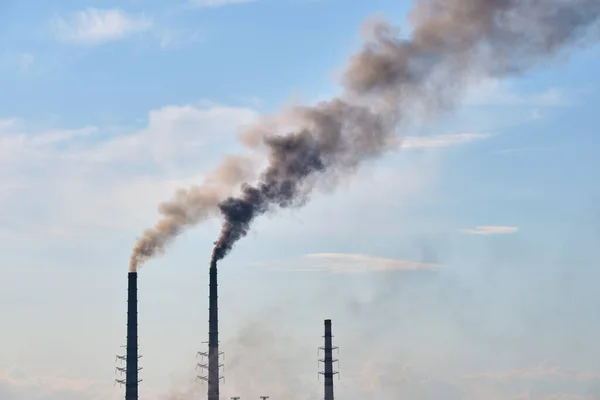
xmin=145 ymin=210 xmax=600 ymax=400
xmin=130 ymin=0 xmax=600 ymax=270
xmin=148 ymin=264 xmax=600 ymax=400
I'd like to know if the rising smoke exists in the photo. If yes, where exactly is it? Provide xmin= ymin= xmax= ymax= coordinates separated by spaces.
xmin=130 ymin=0 xmax=600 ymax=271
xmin=130 ymin=155 xmax=256 ymax=270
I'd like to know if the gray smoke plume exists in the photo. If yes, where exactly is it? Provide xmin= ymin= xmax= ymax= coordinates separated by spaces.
xmin=129 ymin=155 xmax=256 ymax=271
xmin=131 ymin=0 xmax=600 ymax=269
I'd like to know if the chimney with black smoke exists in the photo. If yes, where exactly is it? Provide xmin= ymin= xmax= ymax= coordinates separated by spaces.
xmin=208 ymin=260 xmax=220 ymax=400
xmin=320 ymin=319 xmax=337 ymax=400
xmin=126 ymin=272 xmax=139 ymax=400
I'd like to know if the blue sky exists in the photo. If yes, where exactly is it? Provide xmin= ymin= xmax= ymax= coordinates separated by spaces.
xmin=1 ymin=0 xmax=600 ymax=399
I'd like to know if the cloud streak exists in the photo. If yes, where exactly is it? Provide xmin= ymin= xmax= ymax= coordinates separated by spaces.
xmin=460 ymin=225 xmax=519 ymax=235
xmin=51 ymin=8 xmax=153 ymax=45
xmin=400 ymin=133 xmax=490 ymax=149
xmin=464 ymin=79 xmax=574 ymax=107
xmin=263 ymin=252 xmax=441 ymax=274
xmin=189 ymin=0 xmax=258 ymax=8
xmin=0 ymin=103 xmax=258 ymax=239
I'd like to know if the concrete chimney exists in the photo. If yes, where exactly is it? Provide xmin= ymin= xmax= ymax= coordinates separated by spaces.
xmin=125 ymin=272 xmax=138 ymax=400
xmin=208 ymin=262 xmax=220 ymax=400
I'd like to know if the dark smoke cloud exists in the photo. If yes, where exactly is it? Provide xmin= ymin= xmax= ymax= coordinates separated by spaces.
xmin=211 ymin=0 xmax=600 ymax=263
xmin=212 ymin=101 xmax=397 ymax=262
xmin=129 ymin=155 xmax=256 ymax=271
xmin=131 ymin=0 xmax=600 ymax=268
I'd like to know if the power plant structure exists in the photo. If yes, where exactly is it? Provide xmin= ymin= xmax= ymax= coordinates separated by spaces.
xmin=115 ymin=272 xmax=142 ymax=400
xmin=116 ymin=268 xmax=340 ymax=400
xmin=208 ymin=263 xmax=221 ymax=400
xmin=197 ymin=262 xmax=224 ymax=400
xmin=319 ymin=319 xmax=339 ymax=400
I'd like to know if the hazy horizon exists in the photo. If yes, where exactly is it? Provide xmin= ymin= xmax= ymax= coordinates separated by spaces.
xmin=1 ymin=0 xmax=600 ymax=399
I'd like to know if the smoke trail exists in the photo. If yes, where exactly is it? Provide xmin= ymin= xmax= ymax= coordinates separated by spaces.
xmin=129 ymin=155 xmax=256 ymax=271
xmin=132 ymin=0 xmax=600 ymax=268
xmin=210 ymin=0 xmax=600 ymax=262
xmin=211 ymin=100 xmax=397 ymax=262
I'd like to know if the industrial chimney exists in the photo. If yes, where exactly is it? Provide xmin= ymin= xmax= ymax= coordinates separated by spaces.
xmin=125 ymin=272 xmax=139 ymax=400
xmin=208 ymin=262 xmax=220 ymax=400
xmin=319 ymin=319 xmax=338 ymax=400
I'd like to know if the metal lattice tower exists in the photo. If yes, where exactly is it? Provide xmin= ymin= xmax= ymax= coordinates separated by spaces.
xmin=115 ymin=348 xmax=143 ymax=392
xmin=196 ymin=345 xmax=224 ymax=384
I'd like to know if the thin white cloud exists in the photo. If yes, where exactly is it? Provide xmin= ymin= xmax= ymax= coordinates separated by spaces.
xmin=496 ymin=147 xmax=552 ymax=155
xmin=0 ymin=103 xmax=258 ymax=238
xmin=460 ymin=226 xmax=519 ymax=235
xmin=51 ymin=8 xmax=152 ymax=45
xmin=264 ymin=253 xmax=441 ymax=274
xmin=0 ymin=102 xmax=434 ymax=247
xmin=0 ymin=123 xmax=97 ymax=170
xmin=76 ymin=103 xmax=258 ymax=166
xmin=155 ymin=28 xmax=205 ymax=50
xmin=399 ymin=133 xmax=489 ymax=149
xmin=189 ymin=0 xmax=258 ymax=7
xmin=464 ymin=78 xmax=573 ymax=107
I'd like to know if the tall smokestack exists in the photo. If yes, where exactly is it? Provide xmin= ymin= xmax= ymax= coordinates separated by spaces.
xmin=208 ymin=261 xmax=220 ymax=400
xmin=126 ymin=272 xmax=139 ymax=400
xmin=321 ymin=319 xmax=337 ymax=400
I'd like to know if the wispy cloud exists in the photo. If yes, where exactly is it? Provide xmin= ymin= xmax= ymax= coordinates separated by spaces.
xmin=75 ymin=103 xmax=257 ymax=166
xmin=51 ymin=8 xmax=152 ymax=45
xmin=464 ymin=78 xmax=573 ymax=107
xmin=399 ymin=133 xmax=490 ymax=149
xmin=189 ymin=0 xmax=258 ymax=7
xmin=496 ymin=147 xmax=553 ymax=155
xmin=155 ymin=28 xmax=205 ymax=50
xmin=0 ymin=120 xmax=97 ymax=169
xmin=263 ymin=253 xmax=441 ymax=274
xmin=460 ymin=226 xmax=519 ymax=235
xmin=0 ymin=103 xmax=258 ymax=239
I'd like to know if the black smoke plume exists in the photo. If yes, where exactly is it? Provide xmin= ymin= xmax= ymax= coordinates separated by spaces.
xmin=211 ymin=101 xmax=395 ymax=262
xmin=131 ymin=0 xmax=600 ymax=269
